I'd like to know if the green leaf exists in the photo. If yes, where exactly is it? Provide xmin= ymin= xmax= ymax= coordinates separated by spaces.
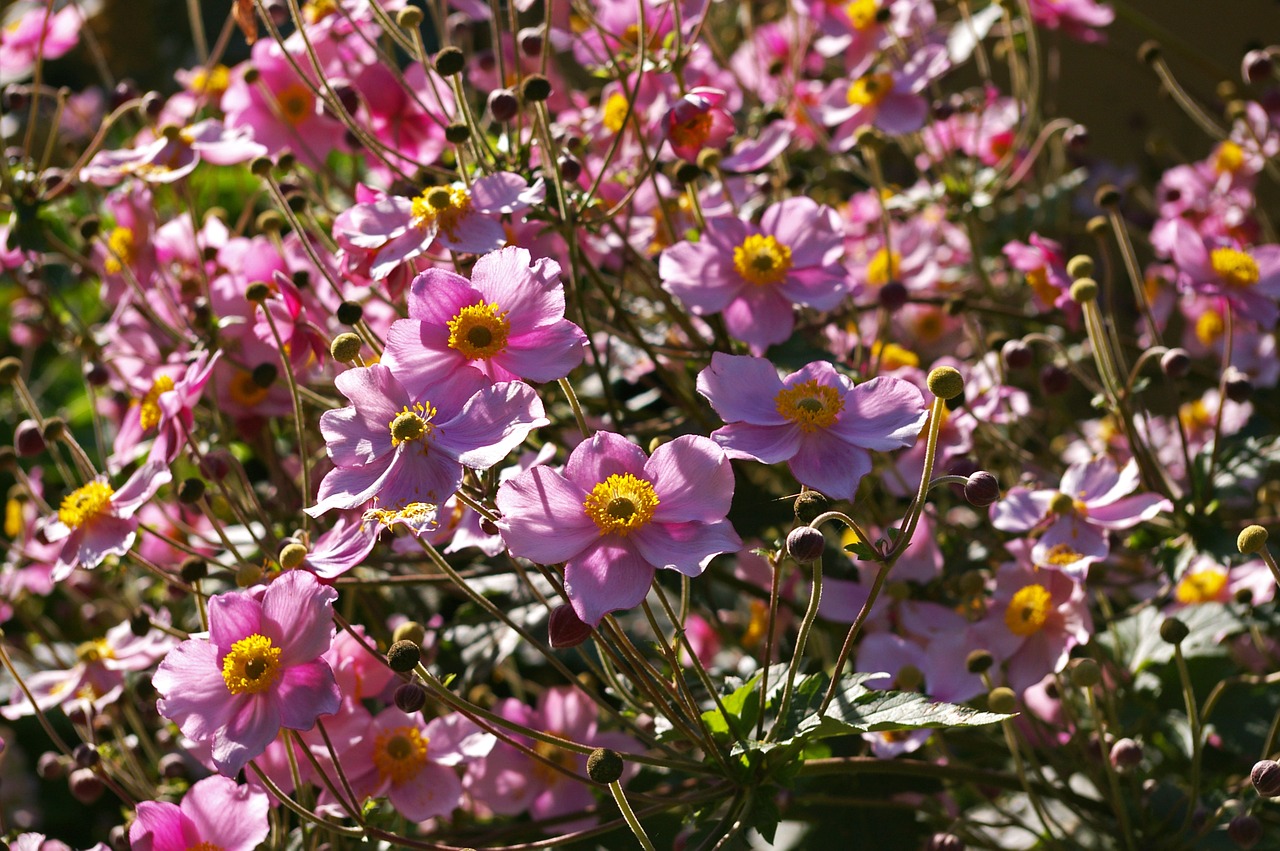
xmin=702 ymin=671 xmax=762 ymax=740
xmin=1096 ymin=603 xmax=1243 ymax=675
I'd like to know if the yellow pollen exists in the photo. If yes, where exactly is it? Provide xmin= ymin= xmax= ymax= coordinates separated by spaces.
xmin=304 ymin=0 xmax=337 ymax=22
xmin=275 ymin=83 xmax=314 ymax=126
xmin=363 ymin=502 xmax=439 ymax=535
xmin=865 ymin=247 xmax=901 ymax=287
xmin=846 ymin=0 xmax=880 ymax=30
xmin=583 ymin=473 xmax=659 ymax=536
xmin=410 ymin=186 xmax=472 ymax=238
xmin=389 ymin=402 xmax=437 ymax=447
xmin=669 ymin=111 xmax=714 ymax=152
xmin=1195 ymin=309 xmax=1224 ymax=346
xmin=1005 ymin=583 xmax=1052 ymax=636
xmin=103 ymin=227 xmax=135 ymax=275
xmin=1210 ymin=247 xmax=1259 ymax=288
xmin=1025 ymin=266 xmax=1058 ymax=306
xmin=733 ymin=234 xmax=793 ymax=286
xmin=870 ymin=341 xmax=919 ymax=370
xmin=532 ymin=732 xmax=579 ymax=783
xmin=775 ymin=380 xmax=843 ymax=432
xmin=1211 ymin=141 xmax=1245 ymax=175
xmin=846 ymin=72 xmax=894 ymax=107
xmin=372 ymin=726 xmax=429 ymax=785
xmin=229 ymin=370 xmax=269 ymax=408
xmin=447 ymin=302 xmax=511 ymax=360
xmin=1180 ymin=399 xmax=1212 ymax=432
xmin=880 ymin=729 xmax=912 ymax=743
xmin=603 ymin=93 xmax=631 ymax=134
xmin=4 ymin=497 xmax=22 ymax=539
xmin=1175 ymin=568 xmax=1228 ymax=604
xmin=1043 ymin=543 xmax=1085 ymax=566
xmin=138 ymin=374 xmax=176 ymax=431
xmin=58 ymin=481 xmax=115 ymax=529
xmin=189 ymin=65 xmax=231 ymax=96
xmin=220 ymin=634 xmax=282 ymax=695
xmin=75 ymin=639 xmax=115 ymax=664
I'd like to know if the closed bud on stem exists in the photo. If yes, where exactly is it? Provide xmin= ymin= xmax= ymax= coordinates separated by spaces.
xmin=15 ymin=419 xmax=45 ymax=456
xmin=1161 ymin=347 xmax=1191 ymax=378
xmin=1228 ymin=814 xmax=1262 ymax=849
xmin=1070 ymin=658 xmax=1102 ymax=689
xmin=278 ymin=542 xmax=307 ymax=569
xmin=435 ymin=47 xmax=465 ymax=77
xmin=72 ymin=742 xmax=99 ymax=768
xmin=520 ymin=74 xmax=552 ymax=103
xmin=179 ymin=556 xmax=208 ymax=583
xmin=255 ymin=210 xmax=283 ymax=233
xmin=396 ymin=6 xmax=423 ymax=27
xmin=964 ymin=472 xmax=1000 ymax=507
xmin=394 ymin=681 xmax=428 ymax=713
xmin=1225 ymin=367 xmax=1254 ymax=403
xmin=548 ymin=604 xmax=593 ymax=649
xmin=387 ymin=639 xmax=422 ymax=673
xmin=1252 ymin=760 xmax=1280 ymax=797
xmin=1069 ymin=277 xmax=1098 ymax=303
xmin=330 ymin=332 xmax=363 ymax=364
xmin=336 ymin=300 xmax=363 ymax=325
xmin=1159 ymin=616 xmax=1189 ymax=645
xmin=41 ymin=417 xmax=67 ymax=443
xmin=69 ymin=768 xmax=104 ymax=804
xmin=988 ymin=687 xmax=1017 ymax=714
xmin=1094 ymin=185 xmax=1121 ymax=208
xmin=1238 ymin=525 xmax=1269 ymax=554
xmin=696 ymin=148 xmax=722 ymax=171
xmin=249 ymin=156 xmax=273 ymax=177
xmin=244 ymin=281 xmax=271 ymax=304
xmin=586 ymin=747 xmax=624 ymax=784
xmin=444 ymin=122 xmax=470 ymax=144
xmin=393 ymin=620 xmax=427 ymax=646
xmin=794 ymin=491 xmax=829 ymax=523
xmin=1001 ymin=339 xmax=1032 ymax=370
xmin=251 ymin=363 xmax=277 ymax=388
xmin=926 ymin=834 xmax=964 ymax=851
xmin=487 ymin=89 xmax=519 ymax=122
xmin=786 ymin=526 xmax=825 ymax=563
xmin=0 ymin=357 xmax=21 ymax=384
xmin=1138 ymin=40 xmax=1162 ymax=65
xmin=927 ymin=366 xmax=964 ymax=400
xmin=1243 ymin=49 xmax=1274 ymax=85
xmin=177 ymin=478 xmax=205 ymax=504
xmin=1110 ymin=738 xmax=1142 ymax=771
xmin=966 ymin=649 xmax=993 ymax=674
xmin=1066 ymin=255 xmax=1095 ymax=279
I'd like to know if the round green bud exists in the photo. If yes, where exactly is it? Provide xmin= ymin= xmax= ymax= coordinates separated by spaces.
xmin=390 ymin=410 xmax=426 ymax=443
xmin=1069 ymin=278 xmax=1099 ymax=303
xmin=79 ymin=216 xmax=101 ymax=240
xmin=392 ymin=620 xmax=427 ymax=646
xmin=386 ymin=639 xmax=421 ymax=673
xmin=235 ymin=563 xmax=263 ymax=588
xmin=0 ymin=357 xmax=23 ymax=384
xmin=1238 ymin=525 xmax=1269 ymax=555
xmin=434 ymin=47 xmax=466 ymax=77
xmin=179 ymin=556 xmax=208 ymax=583
xmin=249 ymin=156 xmax=273 ymax=177
xmin=988 ymin=687 xmax=1017 ymax=714
xmin=395 ymin=6 xmax=423 ymax=28
xmin=926 ymin=366 xmax=964 ymax=400
xmin=330 ymin=332 xmax=363 ymax=364
xmin=278 ymin=542 xmax=308 ymax=570
xmin=794 ymin=490 xmax=829 ymax=523
xmin=1159 ymin=616 xmax=1189 ymax=645
xmin=336 ymin=300 xmax=363 ymax=326
xmin=1066 ymin=255 xmax=1095 ymax=279
xmin=444 ymin=122 xmax=470 ymax=144
xmin=244 ymin=281 xmax=272 ymax=304
xmin=41 ymin=417 xmax=67 ymax=442
xmin=586 ymin=747 xmax=624 ymax=784
xmin=255 ymin=210 xmax=283 ymax=233
xmin=696 ymin=148 xmax=722 ymax=171
xmin=673 ymin=161 xmax=702 ymax=185
xmin=1049 ymin=491 xmax=1076 ymax=515
xmin=965 ymin=649 xmax=994 ymax=674
xmin=1070 ymin=658 xmax=1101 ymax=689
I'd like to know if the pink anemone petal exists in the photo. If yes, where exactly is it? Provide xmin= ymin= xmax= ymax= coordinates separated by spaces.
xmin=390 ymin=761 xmax=463 ymax=822
xmin=990 ymin=488 xmax=1053 ymax=532
xmin=645 ymin=435 xmax=735 ymax=522
xmin=380 ymin=319 xmax=466 ymax=399
xmin=497 ymin=321 xmax=587 ymax=383
xmin=829 ymin=377 xmax=928 ymax=450
xmin=214 ymin=694 xmax=283 ymax=776
xmin=208 ymin=593 xmax=264 ymax=652
xmin=1059 ymin=457 xmax=1122 ymax=503
xmin=722 ymin=290 xmax=794 ymax=353
xmin=696 ymin=353 xmax=788 ymax=425
xmin=153 ymin=641 xmax=239 ymax=745
xmin=273 ymin=660 xmax=340 ymax=730
xmin=403 ymin=268 xmax=478 ymax=324
xmin=129 ymin=801 xmax=189 ymax=851
xmin=1084 ymin=493 xmax=1171 ymax=530
xmin=563 ymin=432 xmax=649 ymax=490
xmin=787 ymin=436 xmax=873 ymax=501
xmin=260 ymin=571 xmax=337 ymax=665
xmin=711 ymin=421 xmax=802 ymax=464
xmin=181 ymin=776 xmax=271 ymax=851
xmin=371 ymin=228 xmax=432 ymax=279
xmin=564 ymin=540 xmax=655 ymax=626
xmin=436 ymin=216 xmax=507 ymax=255
xmin=631 ymin=519 xmax=741 ymax=577
xmin=435 ymin=381 xmax=548 ymax=469
xmin=495 ymin=467 xmax=599 ymax=564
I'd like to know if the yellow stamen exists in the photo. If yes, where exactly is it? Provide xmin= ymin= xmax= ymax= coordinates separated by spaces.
xmin=188 ymin=64 xmax=231 ymax=96
xmin=363 ymin=502 xmax=439 ymax=535
xmin=58 ymin=482 xmax=115 ymax=530
xmin=603 ymin=93 xmax=631 ymax=134
xmin=373 ymin=725 xmax=429 ymax=785
xmin=410 ymin=186 xmax=472 ymax=239
xmin=733 ymin=234 xmax=793 ymax=286
xmin=846 ymin=0 xmax=880 ymax=30
xmin=1004 ymin=583 xmax=1052 ymax=636
xmin=870 ymin=342 xmax=919 ymax=371
xmin=389 ymin=402 xmax=437 ymax=447
xmin=1179 ymin=399 xmax=1212 ymax=432
xmin=103 ymin=227 xmax=135 ymax=275
xmin=138 ymin=374 xmax=175 ymax=431
xmin=1195 ymin=309 xmax=1224 ymax=346
xmin=1175 ymin=568 xmax=1228 ymax=604
xmin=531 ymin=731 xmax=579 ymax=784
xmin=220 ymin=634 xmax=282 ymax=695
xmin=1025 ymin=266 xmax=1058 ymax=306
xmin=76 ymin=639 xmax=115 ymax=664
xmin=775 ymin=380 xmax=843 ymax=432
xmin=1210 ymin=247 xmax=1259 ymax=288
xmin=583 ymin=473 xmax=659 ymax=536
xmin=846 ymin=72 xmax=894 ymax=107
xmin=275 ymin=83 xmax=314 ymax=126
xmin=229 ymin=370 xmax=270 ymax=408
xmin=447 ymin=302 xmax=511 ymax=360
xmin=1042 ymin=543 xmax=1084 ymax=566
xmin=5 ymin=497 xmax=23 ymax=539
xmin=1210 ymin=141 xmax=1245 ymax=175
xmin=865 ymin=247 xmax=901 ymax=287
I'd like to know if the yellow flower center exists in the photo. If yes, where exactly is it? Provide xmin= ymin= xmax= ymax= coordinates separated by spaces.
xmin=58 ymin=482 xmax=115 ymax=529
xmin=669 ymin=111 xmax=714 ymax=152
xmin=1005 ymin=583 xmax=1052 ymax=636
xmin=1210 ymin=247 xmax=1259 ymax=288
xmin=103 ymin=227 xmax=135 ymax=275
xmin=389 ymin=402 xmax=437 ymax=447
xmin=410 ymin=186 xmax=472 ymax=239
xmin=372 ymin=725 xmax=429 ymax=785
xmin=846 ymin=0 xmax=880 ymax=30
xmin=742 ymin=598 xmax=769 ymax=648
xmin=220 ymin=634 xmax=283 ymax=695
xmin=275 ymin=83 xmax=314 ymax=126
xmin=1195 ymin=308 xmax=1224 ymax=346
xmin=189 ymin=64 xmax=231 ymax=96
xmin=583 ymin=473 xmax=659 ymax=536
xmin=1025 ymin=266 xmax=1059 ymax=306
xmin=846 ymin=72 xmax=894 ymax=107
xmin=228 ymin=370 xmax=269 ymax=408
xmin=913 ymin=309 xmax=945 ymax=342
xmin=1211 ymin=141 xmax=1245 ymax=175
xmin=531 ymin=730 xmax=579 ymax=784
xmin=870 ymin=341 xmax=919 ymax=370
xmin=363 ymin=502 xmax=439 ymax=535
xmin=1175 ymin=568 xmax=1228 ymax=604
xmin=304 ymin=0 xmax=337 ymax=22
xmin=866 ymin=247 xmax=901 ymax=287
xmin=4 ymin=496 xmax=22 ymax=539
xmin=447 ymin=302 xmax=511 ymax=360
xmin=1042 ymin=543 xmax=1085 ymax=566
xmin=138 ymin=374 xmax=176 ymax=431
xmin=186 ymin=842 xmax=224 ymax=851
xmin=775 ymin=380 xmax=844 ymax=432
xmin=75 ymin=639 xmax=116 ymax=664
xmin=733 ymin=234 xmax=793 ymax=286
xmin=603 ymin=93 xmax=631 ymax=134
xmin=1179 ymin=399 xmax=1212 ymax=432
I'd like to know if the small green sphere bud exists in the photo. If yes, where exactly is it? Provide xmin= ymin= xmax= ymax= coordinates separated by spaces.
xmin=395 ymin=5 xmax=423 ymax=28
xmin=520 ymin=74 xmax=552 ymax=103
xmin=1159 ymin=616 xmax=1190 ymax=645
xmin=276 ymin=151 xmax=296 ymax=173
xmin=235 ymin=563 xmax=263 ymax=588
xmin=794 ymin=490 xmax=829 ymax=523
xmin=426 ymin=187 xmax=452 ymax=209
xmin=1138 ymin=41 xmax=1162 ymax=65
xmin=965 ymin=649 xmax=994 ymax=674
xmin=387 ymin=639 xmax=422 ymax=673
xmin=278 ymin=542 xmax=308 ymax=570
xmin=177 ymin=477 xmax=206 ymax=504
xmin=647 ymin=436 xmax=669 ymax=454
xmin=41 ymin=417 xmax=67 ymax=442
xmin=696 ymin=148 xmax=722 ymax=171
xmin=0 ymin=446 xmax=15 ymax=471
xmin=1066 ymin=255 xmax=1095 ymax=279
xmin=179 ymin=556 xmax=208 ymax=583
xmin=245 ymin=281 xmax=272 ymax=304
xmin=988 ymin=686 xmax=1017 ymax=714
xmin=786 ymin=526 xmax=825 ymax=563
xmin=251 ymin=362 xmax=278 ymax=388
xmin=926 ymin=366 xmax=964 ymax=400
xmin=1238 ymin=525 xmax=1269 ymax=554
xmin=330 ymin=332 xmax=363 ymax=364
xmin=444 ymin=122 xmax=470 ymax=144
xmin=392 ymin=620 xmax=427 ymax=646
xmin=434 ymin=47 xmax=466 ymax=77
xmin=1069 ymin=277 xmax=1099 ymax=303
xmin=586 ymin=747 xmax=624 ymax=784
xmin=1070 ymin=658 xmax=1101 ymax=689
xmin=0 ymin=356 xmax=23 ymax=384
xmin=249 ymin=156 xmax=273 ymax=176
xmin=255 ymin=210 xmax=284 ymax=233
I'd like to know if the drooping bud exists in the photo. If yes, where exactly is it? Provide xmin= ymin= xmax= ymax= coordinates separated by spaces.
xmin=586 ymin=747 xmax=624 ymax=784
xmin=1161 ymin=348 xmax=1191 ymax=378
xmin=444 ymin=122 xmax=470 ymax=144
xmin=1070 ymin=658 xmax=1102 ymax=689
xmin=41 ymin=417 xmax=67 ymax=442
xmin=394 ymin=681 xmax=428 ymax=714
xmin=179 ymin=556 xmax=208 ymax=583
xmin=1228 ymin=814 xmax=1262 ymax=849
xmin=73 ymin=742 xmax=100 ymax=769
xmin=1040 ymin=364 xmax=1071 ymax=396
xmin=387 ymin=639 xmax=422 ymax=673
xmin=1243 ymin=49 xmax=1274 ymax=85
xmin=1251 ymin=760 xmax=1280 ymax=797
xmin=1002 ymin=339 xmax=1032 ymax=370
xmin=548 ymin=604 xmax=593 ymax=649
xmin=396 ymin=6 xmax=423 ymax=28
xmin=964 ymin=472 xmax=1000 ymax=507
xmin=1225 ymin=367 xmax=1254 ymax=403
xmin=251 ymin=362 xmax=277 ymax=388
xmin=177 ymin=477 xmax=205 ymax=504
xmin=15 ymin=419 xmax=45 ymax=456
xmin=487 ymin=88 xmax=519 ymax=122
xmin=786 ymin=526 xmax=825 ymax=563
xmin=69 ymin=768 xmax=104 ymax=804
xmin=1110 ymin=738 xmax=1142 ymax=771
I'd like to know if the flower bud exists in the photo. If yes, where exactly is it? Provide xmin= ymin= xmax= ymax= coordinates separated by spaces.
xmin=235 ymin=563 xmax=263 ymax=588
xmin=330 ymin=332 xmax=363 ymax=364
xmin=73 ymin=742 xmax=100 ymax=768
xmin=255 ymin=210 xmax=283 ymax=233
xmin=130 ymin=610 xmax=151 ymax=637
xmin=786 ymin=526 xmax=825 ymax=563
xmin=1064 ymin=123 xmax=1089 ymax=153
xmin=1243 ymin=49 xmax=1274 ymax=84
xmin=1228 ymin=814 xmax=1262 ymax=849
xmin=1225 ymin=367 xmax=1254 ymax=403
xmin=435 ymin=47 xmax=466 ymax=77
xmin=396 ymin=6 xmax=423 ymax=28
xmin=37 ymin=751 xmax=66 ymax=781
xmin=487 ymin=88 xmax=519 ymax=122
xmin=1066 ymin=255 xmax=1095 ymax=279
xmin=1250 ymin=759 xmax=1280 ymax=798
xmin=1001 ymin=339 xmax=1032 ymax=370
xmin=558 ymin=155 xmax=582 ymax=182
xmin=394 ymin=681 xmax=428 ymax=714
xmin=1138 ymin=40 xmax=1162 ymax=64
xmin=1159 ymin=616 xmax=1189 ymax=645
xmin=1070 ymin=658 xmax=1101 ymax=689
xmin=444 ymin=122 xmax=470 ymax=144
xmin=1069 ymin=277 xmax=1098 ymax=303
xmin=1040 ymin=364 xmax=1071 ymax=396
xmin=251 ymin=362 xmax=277 ymax=388
xmin=520 ymin=74 xmax=552 ymax=103
xmin=177 ymin=477 xmax=206 ymax=504
xmin=0 ymin=357 xmax=21 ymax=385
xmin=673 ymin=162 xmax=702 ymax=185
xmin=1160 ymin=347 xmax=1191 ymax=378
xmin=586 ymin=747 xmax=624 ymax=784
xmin=393 ymin=620 xmax=427 ymax=646
xmin=278 ymin=542 xmax=307 ymax=569
xmin=1093 ymin=184 xmax=1121 ymax=208
xmin=696 ymin=148 xmax=723 ymax=171
xmin=335 ymin=300 xmax=363 ymax=326
xmin=179 ymin=557 xmax=208 ymax=583
xmin=159 ymin=752 xmax=188 ymax=779
xmin=988 ymin=687 xmax=1017 ymax=714
xmin=927 ymin=366 xmax=964 ymax=400
xmin=1238 ymin=525 xmax=1269 ymax=555
xmin=518 ymin=27 xmax=544 ymax=57
xmin=548 ymin=604 xmax=593 ymax=649
xmin=878 ymin=280 xmax=908 ymax=312
xmin=387 ymin=639 xmax=422 ymax=673
xmin=964 ymin=472 xmax=1000 ymax=508
xmin=15 ymin=419 xmax=45 ymax=456
xmin=926 ymin=834 xmax=965 ymax=851
xmin=41 ymin=417 xmax=67 ymax=442
xmin=249 ymin=156 xmax=273 ymax=177
xmin=965 ymin=649 xmax=993 ymax=674
xmin=69 ymin=767 xmax=104 ymax=804
xmin=794 ymin=491 xmax=829 ymax=523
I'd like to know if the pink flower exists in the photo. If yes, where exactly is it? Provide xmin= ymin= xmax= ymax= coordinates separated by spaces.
xmin=659 ymin=196 xmax=846 ymax=354
xmin=80 ymin=120 xmax=267 ymax=186
xmin=991 ymin=457 xmax=1171 ymax=580
xmin=496 ymin=432 xmax=741 ymax=626
xmin=1025 ymin=0 xmax=1115 ymax=42
xmin=664 ymin=87 xmax=735 ymax=162
xmin=0 ymin=2 xmax=82 ymax=85
xmin=129 ymin=775 xmax=269 ymax=851
xmin=821 ymin=44 xmax=948 ymax=145
xmin=381 ymin=247 xmax=587 ymax=398
xmin=1154 ymin=218 xmax=1280 ymax=328
xmin=41 ymin=461 xmax=172 ymax=580
xmin=1002 ymin=233 xmax=1077 ymax=316
xmin=153 ymin=570 xmax=342 ymax=776
xmin=307 ymin=364 xmax=547 ymax=518
xmin=111 ymin=350 xmax=220 ymax=469
xmin=697 ymin=353 xmax=928 ymax=501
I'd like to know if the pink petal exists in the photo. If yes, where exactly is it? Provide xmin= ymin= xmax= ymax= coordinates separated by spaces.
xmin=564 ymin=540 xmax=654 ymax=626
xmin=711 ymin=421 xmax=801 ymax=464
xmin=646 ymin=435 xmax=734 ymax=523
xmin=212 ymin=694 xmax=282 ymax=776
xmin=181 ymin=776 xmax=270 ymax=851
xmin=209 ymin=593 xmax=263 ymax=653
xmin=562 ymin=431 xmax=648 ymax=490
xmin=788 ymin=435 xmax=873 ymax=501
xmin=129 ymin=801 xmax=189 ymax=851
xmin=154 ymin=640 xmax=238 ymax=746
xmin=390 ymin=761 xmax=463 ymax=821
xmin=631 ymin=518 xmax=741 ymax=577
xmin=274 ymin=660 xmax=341 ymax=730
xmin=495 ymin=467 xmax=599 ymax=564
xmin=828 ymin=376 xmax=928 ymax=450
xmin=260 ymin=571 xmax=337 ymax=665
xmin=436 ymin=380 xmax=548 ymax=469
xmin=696 ymin=353 xmax=787 ymax=426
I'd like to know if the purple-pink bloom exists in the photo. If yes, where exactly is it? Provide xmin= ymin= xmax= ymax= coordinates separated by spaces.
xmin=1025 ymin=0 xmax=1115 ymax=42
xmin=111 ymin=350 xmax=221 ymax=469
xmin=496 ymin=432 xmax=741 ymax=626
xmin=821 ymin=44 xmax=949 ymax=145
xmin=0 ymin=2 xmax=82 ymax=85
xmin=381 ymin=246 xmax=587 ymax=398
xmin=152 ymin=570 xmax=342 ymax=776
xmin=80 ymin=120 xmax=267 ymax=186
xmin=129 ymin=774 xmax=269 ymax=851
xmin=1154 ymin=218 xmax=1280 ymax=328
xmin=664 ymin=87 xmax=735 ymax=162
xmin=697 ymin=353 xmax=928 ymax=501
xmin=659 ymin=196 xmax=846 ymax=353
xmin=307 ymin=364 xmax=547 ymax=518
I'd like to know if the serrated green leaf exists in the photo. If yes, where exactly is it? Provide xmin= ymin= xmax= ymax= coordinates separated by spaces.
xmin=1096 ymin=603 xmax=1242 ymax=674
